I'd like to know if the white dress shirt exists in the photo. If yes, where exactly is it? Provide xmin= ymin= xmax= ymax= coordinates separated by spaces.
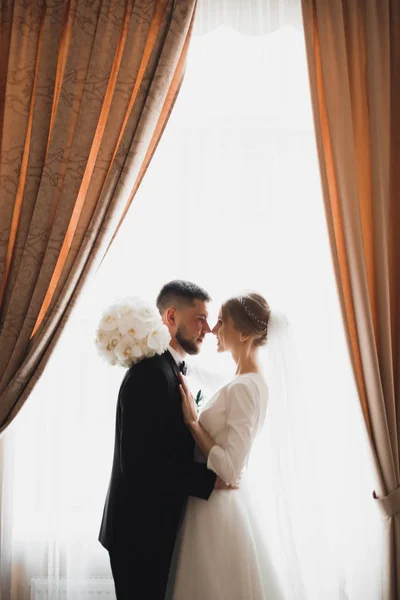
xmin=168 ymin=344 xmax=185 ymax=368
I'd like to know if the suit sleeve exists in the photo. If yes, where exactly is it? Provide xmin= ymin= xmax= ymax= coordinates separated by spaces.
xmin=119 ymin=366 xmax=216 ymax=500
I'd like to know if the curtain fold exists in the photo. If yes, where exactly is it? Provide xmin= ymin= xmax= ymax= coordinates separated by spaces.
xmin=301 ymin=1 xmax=400 ymax=597
xmin=0 ymin=0 xmax=197 ymax=435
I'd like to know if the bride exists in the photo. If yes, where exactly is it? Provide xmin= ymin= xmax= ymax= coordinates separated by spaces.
xmin=170 ymin=292 xmax=285 ymax=599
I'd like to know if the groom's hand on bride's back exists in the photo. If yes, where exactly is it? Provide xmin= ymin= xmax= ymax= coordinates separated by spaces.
xmin=214 ymin=476 xmax=240 ymax=490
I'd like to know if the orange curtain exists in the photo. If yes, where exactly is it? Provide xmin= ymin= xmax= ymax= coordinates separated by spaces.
xmin=301 ymin=0 xmax=400 ymax=597
xmin=0 ymin=0 xmax=197 ymax=434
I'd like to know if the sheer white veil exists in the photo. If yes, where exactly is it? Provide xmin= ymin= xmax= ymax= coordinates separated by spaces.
xmin=246 ymin=310 xmax=320 ymax=600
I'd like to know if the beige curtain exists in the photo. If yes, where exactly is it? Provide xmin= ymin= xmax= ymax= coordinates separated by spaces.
xmin=301 ymin=0 xmax=400 ymax=598
xmin=0 ymin=0 xmax=197 ymax=434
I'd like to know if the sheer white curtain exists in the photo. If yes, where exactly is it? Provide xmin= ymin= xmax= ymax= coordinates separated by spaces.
xmin=0 ymin=2 xmax=384 ymax=599
xmin=193 ymin=0 xmax=303 ymax=34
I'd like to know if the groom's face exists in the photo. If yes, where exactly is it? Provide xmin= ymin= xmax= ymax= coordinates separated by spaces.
xmin=174 ymin=299 xmax=211 ymax=355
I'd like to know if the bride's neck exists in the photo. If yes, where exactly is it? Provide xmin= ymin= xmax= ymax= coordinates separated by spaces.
xmin=233 ymin=347 xmax=259 ymax=375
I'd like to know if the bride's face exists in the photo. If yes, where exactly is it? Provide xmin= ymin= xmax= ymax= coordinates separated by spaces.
xmin=212 ymin=310 xmax=240 ymax=353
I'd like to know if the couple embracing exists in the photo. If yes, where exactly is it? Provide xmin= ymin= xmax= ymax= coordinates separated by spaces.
xmin=99 ymin=280 xmax=285 ymax=599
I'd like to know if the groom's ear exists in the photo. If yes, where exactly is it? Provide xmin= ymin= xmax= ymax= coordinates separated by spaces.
xmin=165 ymin=307 xmax=177 ymax=327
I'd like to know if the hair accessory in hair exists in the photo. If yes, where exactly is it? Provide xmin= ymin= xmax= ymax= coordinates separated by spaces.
xmin=237 ymin=297 xmax=268 ymax=330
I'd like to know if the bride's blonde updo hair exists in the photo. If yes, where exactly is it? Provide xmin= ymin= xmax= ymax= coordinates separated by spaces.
xmin=221 ymin=292 xmax=271 ymax=347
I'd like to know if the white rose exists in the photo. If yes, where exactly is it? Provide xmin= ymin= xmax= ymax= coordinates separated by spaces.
xmin=95 ymin=298 xmax=168 ymax=367
xmin=114 ymin=335 xmax=143 ymax=365
xmin=97 ymin=344 xmax=117 ymax=365
xmin=118 ymin=316 xmax=152 ymax=339
xmin=136 ymin=305 xmax=160 ymax=322
xmin=147 ymin=324 xmax=171 ymax=354
xmin=119 ymin=303 xmax=135 ymax=316
xmin=119 ymin=297 xmax=148 ymax=315
xmin=110 ymin=335 xmax=122 ymax=352
xmin=99 ymin=306 xmax=121 ymax=331
xmin=95 ymin=330 xmax=107 ymax=346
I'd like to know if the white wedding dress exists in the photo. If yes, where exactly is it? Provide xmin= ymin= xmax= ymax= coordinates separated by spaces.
xmin=171 ymin=373 xmax=285 ymax=600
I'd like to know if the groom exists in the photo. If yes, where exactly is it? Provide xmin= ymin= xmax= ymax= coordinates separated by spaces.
xmin=99 ymin=280 xmax=227 ymax=599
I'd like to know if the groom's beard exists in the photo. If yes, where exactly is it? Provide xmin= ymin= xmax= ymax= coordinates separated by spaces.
xmin=176 ymin=325 xmax=201 ymax=355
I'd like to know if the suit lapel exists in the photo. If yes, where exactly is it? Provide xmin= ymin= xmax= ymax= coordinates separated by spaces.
xmin=163 ymin=351 xmax=193 ymax=445
xmin=164 ymin=349 xmax=181 ymax=384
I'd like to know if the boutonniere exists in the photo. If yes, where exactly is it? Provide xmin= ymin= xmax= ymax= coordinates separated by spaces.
xmin=195 ymin=389 xmax=205 ymax=408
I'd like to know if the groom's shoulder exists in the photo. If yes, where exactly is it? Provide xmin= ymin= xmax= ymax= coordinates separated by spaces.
xmin=124 ymin=352 xmax=170 ymax=383
xmin=137 ymin=352 xmax=169 ymax=372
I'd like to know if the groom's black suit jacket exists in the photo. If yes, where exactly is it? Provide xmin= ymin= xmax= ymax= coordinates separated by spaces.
xmin=99 ymin=350 xmax=216 ymax=585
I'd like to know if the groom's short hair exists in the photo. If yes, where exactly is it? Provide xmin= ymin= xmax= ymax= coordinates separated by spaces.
xmin=156 ymin=280 xmax=211 ymax=313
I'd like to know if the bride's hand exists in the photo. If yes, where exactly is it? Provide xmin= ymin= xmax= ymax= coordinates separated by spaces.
xmin=179 ymin=373 xmax=198 ymax=426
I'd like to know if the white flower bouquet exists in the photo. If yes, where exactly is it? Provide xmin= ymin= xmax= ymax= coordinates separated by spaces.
xmin=95 ymin=297 xmax=171 ymax=367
